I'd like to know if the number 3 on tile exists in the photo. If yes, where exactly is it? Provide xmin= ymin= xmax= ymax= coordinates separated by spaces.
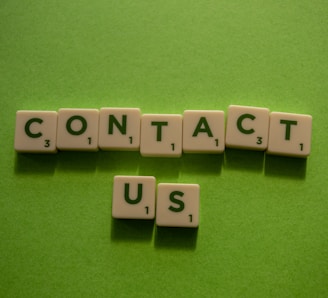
xmin=44 ymin=139 xmax=50 ymax=148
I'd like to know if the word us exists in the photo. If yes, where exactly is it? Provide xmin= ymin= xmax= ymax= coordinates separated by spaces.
xmin=14 ymin=105 xmax=313 ymax=158
xmin=112 ymin=176 xmax=200 ymax=228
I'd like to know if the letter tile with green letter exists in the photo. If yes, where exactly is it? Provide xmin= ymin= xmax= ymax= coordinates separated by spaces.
xmin=183 ymin=110 xmax=225 ymax=154
xmin=140 ymin=114 xmax=182 ymax=157
xmin=14 ymin=110 xmax=58 ymax=153
xmin=156 ymin=183 xmax=200 ymax=228
xmin=267 ymin=112 xmax=312 ymax=157
xmin=98 ymin=108 xmax=141 ymax=151
xmin=225 ymin=105 xmax=270 ymax=150
xmin=112 ymin=175 xmax=156 ymax=219
xmin=56 ymin=108 xmax=99 ymax=151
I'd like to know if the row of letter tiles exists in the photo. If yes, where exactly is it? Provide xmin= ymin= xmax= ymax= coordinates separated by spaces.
xmin=14 ymin=106 xmax=312 ymax=157
xmin=112 ymin=176 xmax=200 ymax=228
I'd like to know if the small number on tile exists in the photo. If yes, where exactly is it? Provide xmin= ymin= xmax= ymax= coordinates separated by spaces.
xmin=215 ymin=139 xmax=219 ymax=147
xmin=257 ymin=137 xmax=262 ymax=145
xmin=300 ymin=143 xmax=303 ymax=151
xmin=88 ymin=137 xmax=92 ymax=144
xmin=171 ymin=143 xmax=175 ymax=151
xmin=129 ymin=136 xmax=133 ymax=144
xmin=44 ymin=140 xmax=50 ymax=148
xmin=145 ymin=206 xmax=149 ymax=214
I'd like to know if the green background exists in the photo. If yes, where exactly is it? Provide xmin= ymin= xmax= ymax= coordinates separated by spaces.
xmin=1 ymin=1 xmax=327 ymax=297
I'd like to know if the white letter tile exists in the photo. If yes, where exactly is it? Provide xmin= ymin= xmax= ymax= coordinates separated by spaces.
xmin=56 ymin=108 xmax=99 ymax=151
xmin=14 ymin=110 xmax=58 ymax=153
xmin=140 ymin=114 xmax=182 ymax=157
xmin=156 ymin=183 xmax=200 ymax=228
xmin=98 ymin=108 xmax=141 ymax=151
xmin=183 ymin=110 xmax=225 ymax=153
xmin=267 ymin=112 xmax=312 ymax=157
xmin=225 ymin=105 xmax=270 ymax=150
xmin=112 ymin=175 xmax=156 ymax=219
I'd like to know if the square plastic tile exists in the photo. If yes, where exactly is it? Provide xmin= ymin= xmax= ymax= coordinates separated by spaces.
xmin=140 ymin=114 xmax=182 ymax=157
xmin=98 ymin=108 xmax=141 ymax=151
xmin=14 ymin=110 xmax=58 ymax=153
xmin=267 ymin=112 xmax=312 ymax=157
xmin=56 ymin=108 xmax=99 ymax=151
xmin=112 ymin=176 xmax=156 ymax=219
xmin=225 ymin=105 xmax=270 ymax=150
xmin=183 ymin=110 xmax=225 ymax=153
xmin=156 ymin=183 xmax=200 ymax=228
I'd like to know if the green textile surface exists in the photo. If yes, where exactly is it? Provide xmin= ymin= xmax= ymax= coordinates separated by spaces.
xmin=1 ymin=1 xmax=327 ymax=297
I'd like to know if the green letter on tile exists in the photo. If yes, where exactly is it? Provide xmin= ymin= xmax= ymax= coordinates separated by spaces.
xmin=66 ymin=115 xmax=87 ymax=135
xmin=151 ymin=121 xmax=168 ymax=141
xmin=193 ymin=117 xmax=213 ymax=137
xmin=124 ymin=183 xmax=143 ymax=204
xmin=237 ymin=114 xmax=255 ymax=134
xmin=168 ymin=191 xmax=185 ymax=212
xmin=25 ymin=118 xmax=43 ymax=138
xmin=280 ymin=119 xmax=297 ymax=140
xmin=109 ymin=115 xmax=127 ymax=135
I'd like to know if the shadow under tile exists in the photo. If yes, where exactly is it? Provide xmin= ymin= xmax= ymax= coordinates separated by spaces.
xmin=56 ymin=151 xmax=98 ymax=172
xmin=181 ymin=153 xmax=223 ymax=175
xmin=154 ymin=226 xmax=198 ymax=250
xmin=97 ymin=151 xmax=141 ymax=174
xmin=224 ymin=148 xmax=265 ymax=172
xmin=264 ymin=154 xmax=307 ymax=179
xmin=15 ymin=153 xmax=57 ymax=175
xmin=110 ymin=218 xmax=154 ymax=242
xmin=138 ymin=157 xmax=181 ymax=179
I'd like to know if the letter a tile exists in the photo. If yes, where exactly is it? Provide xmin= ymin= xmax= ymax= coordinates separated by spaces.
xmin=183 ymin=110 xmax=225 ymax=153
